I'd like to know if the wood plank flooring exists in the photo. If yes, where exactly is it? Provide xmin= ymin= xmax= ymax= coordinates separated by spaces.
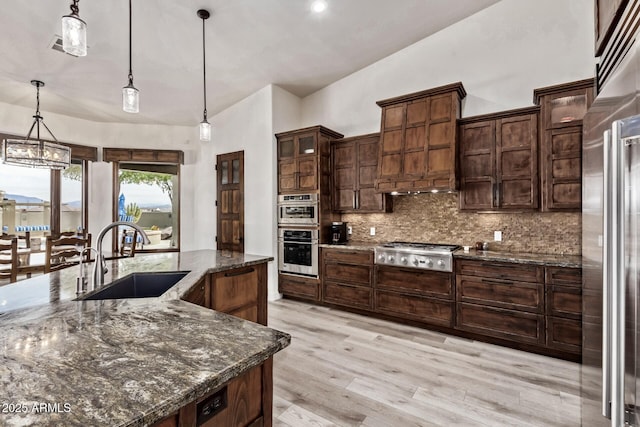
xmin=269 ymin=299 xmax=581 ymax=427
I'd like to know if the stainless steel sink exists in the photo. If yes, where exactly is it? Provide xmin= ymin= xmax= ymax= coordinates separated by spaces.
xmin=79 ymin=271 xmax=189 ymax=300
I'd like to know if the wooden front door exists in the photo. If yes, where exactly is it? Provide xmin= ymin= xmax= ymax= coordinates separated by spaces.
xmin=216 ymin=151 xmax=244 ymax=252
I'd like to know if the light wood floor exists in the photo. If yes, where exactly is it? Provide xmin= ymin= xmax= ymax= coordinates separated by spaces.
xmin=269 ymin=299 xmax=581 ymax=427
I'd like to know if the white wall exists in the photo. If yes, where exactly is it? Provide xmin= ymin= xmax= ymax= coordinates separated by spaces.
xmin=300 ymin=0 xmax=595 ymax=136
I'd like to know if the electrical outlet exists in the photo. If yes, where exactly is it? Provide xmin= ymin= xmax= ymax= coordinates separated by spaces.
xmin=347 ymin=226 xmax=353 ymax=235
xmin=370 ymin=227 xmax=376 ymax=236
xmin=494 ymin=230 xmax=502 ymax=242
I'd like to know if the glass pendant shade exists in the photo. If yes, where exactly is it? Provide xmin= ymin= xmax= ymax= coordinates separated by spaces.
xmin=122 ymin=84 xmax=139 ymax=113
xmin=199 ymin=119 xmax=211 ymax=141
xmin=2 ymin=139 xmax=71 ymax=170
xmin=61 ymin=14 xmax=87 ymax=56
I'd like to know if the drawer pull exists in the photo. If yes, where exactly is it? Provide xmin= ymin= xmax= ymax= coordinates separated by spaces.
xmin=224 ymin=267 xmax=255 ymax=278
xmin=481 ymin=278 xmax=513 ymax=286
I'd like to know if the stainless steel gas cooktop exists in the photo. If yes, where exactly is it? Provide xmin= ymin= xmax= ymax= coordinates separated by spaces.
xmin=374 ymin=241 xmax=459 ymax=272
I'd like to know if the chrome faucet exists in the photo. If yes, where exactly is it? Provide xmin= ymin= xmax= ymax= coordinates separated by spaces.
xmin=92 ymin=221 xmax=150 ymax=289
xmin=77 ymin=247 xmax=99 ymax=295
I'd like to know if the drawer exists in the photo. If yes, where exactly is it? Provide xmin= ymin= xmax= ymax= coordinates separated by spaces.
xmin=323 ymin=282 xmax=372 ymax=310
xmin=323 ymin=263 xmax=372 ymax=286
xmin=455 ymin=259 xmax=543 ymax=283
xmin=546 ymin=285 xmax=582 ymax=320
xmin=323 ymin=248 xmax=373 ymax=265
xmin=456 ymin=275 xmax=543 ymax=313
xmin=545 ymin=267 xmax=581 ymax=287
xmin=375 ymin=266 xmax=453 ymax=299
xmin=546 ymin=316 xmax=581 ymax=353
xmin=456 ymin=303 xmax=544 ymax=345
xmin=375 ymin=290 xmax=453 ymax=327
xmin=212 ymin=267 xmax=258 ymax=313
xmin=278 ymin=274 xmax=319 ymax=300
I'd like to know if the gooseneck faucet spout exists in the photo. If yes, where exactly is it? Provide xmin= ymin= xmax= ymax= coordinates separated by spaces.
xmin=92 ymin=221 xmax=150 ymax=289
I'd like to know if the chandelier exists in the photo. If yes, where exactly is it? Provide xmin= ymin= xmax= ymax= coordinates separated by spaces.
xmin=1 ymin=80 xmax=71 ymax=170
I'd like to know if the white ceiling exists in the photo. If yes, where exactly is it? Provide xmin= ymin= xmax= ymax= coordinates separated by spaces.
xmin=0 ymin=0 xmax=499 ymax=126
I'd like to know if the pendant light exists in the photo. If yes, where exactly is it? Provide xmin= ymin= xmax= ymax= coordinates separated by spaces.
xmin=122 ymin=0 xmax=139 ymax=113
xmin=61 ymin=0 xmax=87 ymax=57
xmin=1 ymin=80 xmax=71 ymax=170
xmin=198 ymin=9 xmax=211 ymax=141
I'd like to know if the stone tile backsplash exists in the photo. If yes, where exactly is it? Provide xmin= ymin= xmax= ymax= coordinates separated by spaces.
xmin=341 ymin=193 xmax=581 ymax=255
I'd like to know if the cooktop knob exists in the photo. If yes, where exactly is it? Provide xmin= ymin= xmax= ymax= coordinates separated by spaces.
xmin=400 ymin=256 xmax=408 ymax=265
xmin=388 ymin=255 xmax=395 ymax=263
xmin=426 ymin=259 xmax=433 ymax=267
xmin=437 ymin=259 xmax=445 ymax=267
xmin=412 ymin=258 xmax=419 ymax=266
xmin=378 ymin=254 xmax=385 ymax=262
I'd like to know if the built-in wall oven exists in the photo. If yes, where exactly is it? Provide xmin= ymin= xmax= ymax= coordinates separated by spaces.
xmin=278 ymin=228 xmax=318 ymax=277
xmin=277 ymin=194 xmax=319 ymax=226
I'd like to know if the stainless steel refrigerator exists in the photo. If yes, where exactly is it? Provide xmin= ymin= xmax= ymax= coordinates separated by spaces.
xmin=582 ymin=28 xmax=640 ymax=426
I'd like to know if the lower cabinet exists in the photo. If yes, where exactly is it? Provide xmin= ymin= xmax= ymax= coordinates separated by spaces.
xmin=321 ymin=247 xmax=373 ymax=309
xmin=456 ymin=303 xmax=544 ymax=345
xmin=278 ymin=274 xmax=320 ymax=301
xmin=545 ymin=266 xmax=582 ymax=354
xmin=179 ymin=263 xmax=272 ymax=427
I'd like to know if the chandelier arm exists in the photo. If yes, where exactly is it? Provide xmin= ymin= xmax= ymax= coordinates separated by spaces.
xmin=39 ymin=120 xmax=59 ymax=142
xmin=23 ymin=119 xmax=38 ymax=141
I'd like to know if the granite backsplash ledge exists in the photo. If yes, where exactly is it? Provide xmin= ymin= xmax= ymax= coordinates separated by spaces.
xmin=341 ymin=193 xmax=581 ymax=255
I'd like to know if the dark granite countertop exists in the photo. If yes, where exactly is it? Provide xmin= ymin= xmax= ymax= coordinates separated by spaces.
xmin=0 ymin=250 xmax=290 ymax=427
xmin=453 ymin=249 xmax=582 ymax=268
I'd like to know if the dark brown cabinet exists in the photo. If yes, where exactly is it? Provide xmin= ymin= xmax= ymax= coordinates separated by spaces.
xmin=454 ymin=259 xmax=545 ymax=345
xmin=178 ymin=262 xmax=272 ymax=427
xmin=458 ymin=107 xmax=539 ymax=210
xmin=544 ymin=266 xmax=582 ymax=354
xmin=534 ymin=79 xmax=594 ymax=211
xmin=331 ymin=133 xmax=391 ymax=213
xmin=276 ymin=126 xmax=343 ymax=194
xmin=375 ymin=83 xmax=466 ymax=193
xmin=375 ymin=265 xmax=454 ymax=327
xmin=321 ymin=248 xmax=373 ymax=310
xmin=278 ymin=273 xmax=320 ymax=301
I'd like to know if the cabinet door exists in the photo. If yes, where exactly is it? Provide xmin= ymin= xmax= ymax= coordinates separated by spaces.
xmin=459 ymin=120 xmax=495 ymax=210
xmin=496 ymin=113 xmax=538 ymax=209
xmin=379 ymin=104 xmax=405 ymax=180
xmin=402 ymin=98 xmax=429 ymax=177
xmin=278 ymin=160 xmax=297 ymax=193
xmin=332 ymin=141 xmax=356 ymax=211
xmin=211 ymin=267 xmax=258 ymax=314
xmin=296 ymin=158 xmax=318 ymax=191
xmin=296 ymin=133 xmax=317 ymax=157
xmin=541 ymin=126 xmax=582 ymax=211
xmin=357 ymin=137 xmax=389 ymax=212
xmin=279 ymin=274 xmax=319 ymax=301
xmin=425 ymin=93 xmax=457 ymax=182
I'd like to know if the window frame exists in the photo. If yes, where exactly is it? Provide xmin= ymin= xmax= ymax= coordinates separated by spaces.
xmin=104 ymin=148 xmax=184 ymax=255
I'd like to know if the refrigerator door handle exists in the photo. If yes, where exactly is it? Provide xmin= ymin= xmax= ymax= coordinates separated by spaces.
xmin=602 ymin=129 xmax=612 ymax=420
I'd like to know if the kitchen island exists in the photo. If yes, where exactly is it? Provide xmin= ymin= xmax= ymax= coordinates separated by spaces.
xmin=0 ymin=250 xmax=290 ymax=427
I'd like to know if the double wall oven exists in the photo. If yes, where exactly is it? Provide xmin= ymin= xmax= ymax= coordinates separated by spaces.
xmin=277 ymin=194 xmax=320 ymax=277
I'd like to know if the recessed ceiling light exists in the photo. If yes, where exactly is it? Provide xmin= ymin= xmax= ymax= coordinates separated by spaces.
xmin=311 ymin=0 xmax=327 ymax=13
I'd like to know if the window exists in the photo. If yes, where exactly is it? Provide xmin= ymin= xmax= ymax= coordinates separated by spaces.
xmin=104 ymin=148 xmax=183 ymax=254
xmin=0 ymin=134 xmax=95 ymax=241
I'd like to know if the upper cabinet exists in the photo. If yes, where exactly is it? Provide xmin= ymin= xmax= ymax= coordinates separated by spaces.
xmin=375 ymin=83 xmax=466 ymax=193
xmin=331 ymin=133 xmax=392 ymax=213
xmin=459 ymin=107 xmax=539 ymax=211
xmin=276 ymin=126 xmax=343 ymax=194
xmin=534 ymin=79 xmax=594 ymax=212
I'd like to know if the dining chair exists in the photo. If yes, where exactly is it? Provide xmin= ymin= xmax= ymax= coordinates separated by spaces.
xmin=0 ymin=237 xmax=18 ymax=283
xmin=44 ymin=233 xmax=92 ymax=273
xmin=119 ymin=230 xmax=139 ymax=258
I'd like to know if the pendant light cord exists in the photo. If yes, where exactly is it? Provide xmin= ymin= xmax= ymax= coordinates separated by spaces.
xmin=202 ymin=16 xmax=207 ymax=120
xmin=128 ymin=0 xmax=133 ymax=85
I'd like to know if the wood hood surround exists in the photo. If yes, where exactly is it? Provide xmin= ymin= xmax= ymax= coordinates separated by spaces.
xmin=375 ymin=82 xmax=466 ymax=193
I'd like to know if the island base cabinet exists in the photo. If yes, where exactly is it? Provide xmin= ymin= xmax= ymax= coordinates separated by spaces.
xmin=152 ymin=362 xmax=269 ymax=427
